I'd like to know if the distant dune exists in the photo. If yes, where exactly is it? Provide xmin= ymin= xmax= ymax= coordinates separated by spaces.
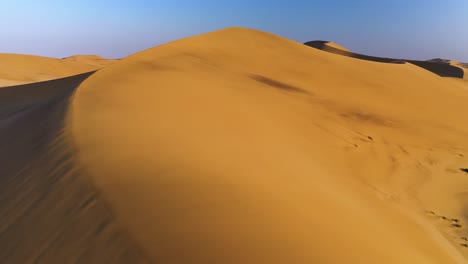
xmin=304 ymin=41 xmax=465 ymax=79
xmin=428 ymin=58 xmax=468 ymax=80
xmin=0 ymin=53 xmax=110 ymax=87
xmin=68 ymin=27 xmax=468 ymax=263
xmin=63 ymin=55 xmax=117 ymax=67
xmin=305 ymin=40 xmax=350 ymax=52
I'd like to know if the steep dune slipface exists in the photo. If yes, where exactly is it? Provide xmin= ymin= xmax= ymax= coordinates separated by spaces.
xmin=448 ymin=61 xmax=467 ymax=80
xmin=428 ymin=59 xmax=468 ymax=80
xmin=72 ymin=27 xmax=468 ymax=263
xmin=0 ymin=53 xmax=103 ymax=87
xmin=0 ymin=73 xmax=149 ymax=263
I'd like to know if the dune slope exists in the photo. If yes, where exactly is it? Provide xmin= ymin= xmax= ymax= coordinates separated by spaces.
xmin=0 ymin=53 xmax=104 ymax=87
xmin=0 ymin=73 xmax=149 ymax=263
xmin=72 ymin=27 xmax=468 ymax=263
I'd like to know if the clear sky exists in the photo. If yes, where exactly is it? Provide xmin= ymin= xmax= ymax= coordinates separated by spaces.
xmin=1 ymin=0 xmax=467 ymax=61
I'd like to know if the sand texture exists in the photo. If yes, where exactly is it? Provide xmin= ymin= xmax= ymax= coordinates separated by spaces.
xmin=1 ymin=27 xmax=468 ymax=263
xmin=0 ymin=73 xmax=149 ymax=263
xmin=70 ymin=27 xmax=468 ymax=263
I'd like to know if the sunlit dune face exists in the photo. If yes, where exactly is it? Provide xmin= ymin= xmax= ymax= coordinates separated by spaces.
xmin=71 ymin=27 xmax=468 ymax=263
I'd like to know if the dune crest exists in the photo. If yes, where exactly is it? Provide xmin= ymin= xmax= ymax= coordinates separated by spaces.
xmin=305 ymin=40 xmax=350 ymax=52
xmin=71 ymin=27 xmax=468 ymax=263
xmin=305 ymin=41 xmax=465 ymax=79
xmin=428 ymin=58 xmax=468 ymax=80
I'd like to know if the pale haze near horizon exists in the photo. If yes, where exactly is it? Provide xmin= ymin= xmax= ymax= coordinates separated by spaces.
xmin=0 ymin=0 xmax=467 ymax=61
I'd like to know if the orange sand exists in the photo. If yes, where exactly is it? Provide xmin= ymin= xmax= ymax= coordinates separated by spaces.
xmin=70 ymin=28 xmax=468 ymax=263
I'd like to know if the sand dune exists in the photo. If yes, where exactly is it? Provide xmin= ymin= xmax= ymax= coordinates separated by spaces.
xmin=0 ymin=53 xmax=107 ymax=87
xmin=69 ymin=27 xmax=468 ymax=263
xmin=0 ymin=72 xmax=149 ymax=263
xmin=63 ymin=55 xmax=117 ymax=68
xmin=304 ymin=40 xmax=350 ymax=52
xmin=428 ymin=59 xmax=468 ymax=80
xmin=1 ymin=27 xmax=468 ymax=263
xmin=305 ymin=41 xmax=465 ymax=78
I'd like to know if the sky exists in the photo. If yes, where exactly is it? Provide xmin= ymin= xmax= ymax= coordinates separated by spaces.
xmin=0 ymin=0 xmax=467 ymax=61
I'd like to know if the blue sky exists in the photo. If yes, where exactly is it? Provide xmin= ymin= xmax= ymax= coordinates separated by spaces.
xmin=1 ymin=1 xmax=467 ymax=61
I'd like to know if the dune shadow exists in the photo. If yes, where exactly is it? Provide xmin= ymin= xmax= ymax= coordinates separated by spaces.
xmin=305 ymin=41 xmax=405 ymax=64
xmin=340 ymin=111 xmax=394 ymax=127
xmin=304 ymin=41 xmax=464 ymax=78
xmin=249 ymin=74 xmax=310 ymax=94
xmin=406 ymin=60 xmax=464 ymax=78
xmin=0 ymin=73 xmax=150 ymax=263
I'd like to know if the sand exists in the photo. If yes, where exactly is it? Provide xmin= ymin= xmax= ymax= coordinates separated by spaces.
xmin=305 ymin=42 xmax=465 ymax=79
xmin=322 ymin=41 xmax=350 ymax=52
xmin=448 ymin=61 xmax=467 ymax=80
xmin=0 ymin=72 xmax=150 ymax=263
xmin=63 ymin=55 xmax=117 ymax=68
xmin=1 ymin=27 xmax=468 ymax=263
xmin=0 ymin=53 xmax=110 ymax=87
xmin=68 ymin=27 xmax=468 ymax=263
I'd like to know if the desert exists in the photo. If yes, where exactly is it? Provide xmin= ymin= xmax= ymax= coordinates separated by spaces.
xmin=1 ymin=1 xmax=468 ymax=263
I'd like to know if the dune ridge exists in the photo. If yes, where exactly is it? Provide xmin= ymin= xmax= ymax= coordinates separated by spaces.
xmin=1 ymin=27 xmax=467 ymax=263
xmin=304 ymin=41 xmax=465 ymax=78
xmin=70 ymin=27 xmax=468 ymax=263
xmin=0 ymin=72 xmax=149 ymax=263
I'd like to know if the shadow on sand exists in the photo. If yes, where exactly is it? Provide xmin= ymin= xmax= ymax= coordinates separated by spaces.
xmin=304 ymin=41 xmax=464 ymax=79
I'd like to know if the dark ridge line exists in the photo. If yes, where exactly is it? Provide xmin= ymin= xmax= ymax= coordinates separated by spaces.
xmin=249 ymin=74 xmax=311 ymax=94
xmin=304 ymin=41 xmax=464 ymax=79
xmin=0 ymin=70 xmax=98 ymax=90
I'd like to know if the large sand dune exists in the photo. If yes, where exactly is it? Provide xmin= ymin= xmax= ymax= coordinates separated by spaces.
xmin=0 ymin=53 xmax=110 ymax=87
xmin=1 ymin=27 xmax=468 ymax=263
xmin=69 ymin=27 xmax=468 ymax=263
